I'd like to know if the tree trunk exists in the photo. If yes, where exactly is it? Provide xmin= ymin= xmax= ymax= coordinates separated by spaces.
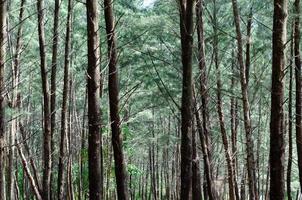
xmin=196 ymin=1 xmax=218 ymax=199
xmin=86 ymin=0 xmax=102 ymax=199
xmin=104 ymin=0 xmax=129 ymax=199
xmin=179 ymin=0 xmax=194 ymax=199
xmin=270 ymin=0 xmax=288 ymax=199
xmin=231 ymin=0 xmax=258 ymax=199
xmin=50 ymin=0 xmax=60 ymax=196
xmin=213 ymin=1 xmax=236 ymax=199
xmin=294 ymin=0 xmax=302 ymax=195
xmin=57 ymin=0 xmax=73 ymax=198
xmin=287 ymin=24 xmax=294 ymax=200
xmin=37 ymin=0 xmax=52 ymax=199
xmin=0 ymin=0 xmax=6 ymax=199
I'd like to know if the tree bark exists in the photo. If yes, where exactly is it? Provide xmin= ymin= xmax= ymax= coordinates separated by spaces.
xmin=86 ymin=0 xmax=103 ymax=199
xmin=0 ymin=0 xmax=6 ymax=199
xmin=57 ymin=0 xmax=73 ymax=198
xmin=179 ymin=0 xmax=195 ymax=199
xmin=104 ymin=0 xmax=129 ymax=199
xmin=270 ymin=0 xmax=287 ymax=199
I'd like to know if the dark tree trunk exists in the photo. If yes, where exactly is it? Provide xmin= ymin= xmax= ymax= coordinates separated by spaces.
xmin=179 ymin=0 xmax=194 ymax=199
xmin=37 ymin=0 xmax=51 ymax=199
xmin=86 ymin=0 xmax=103 ymax=199
xmin=0 ymin=0 xmax=6 ymax=199
xmin=50 ymin=0 xmax=60 ymax=196
xmin=287 ymin=24 xmax=294 ymax=200
xmin=57 ymin=0 xmax=73 ymax=198
xmin=104 ymin=0 xmax=129 ymax=199
xmin=213 ymin=1 xmax=236 ymax=199
xmin=294 ymin=0 xmax=302 ymax=195
xmin=270 ymin=0 xmax=288 ymax=199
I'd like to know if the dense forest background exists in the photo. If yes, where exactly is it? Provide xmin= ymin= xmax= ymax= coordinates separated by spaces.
xmin=0 ymin=0 xmax=298 ymax=199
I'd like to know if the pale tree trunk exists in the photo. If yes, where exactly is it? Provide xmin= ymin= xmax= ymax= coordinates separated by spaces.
xmin=57 ymin=0 xmax=73 ymax=198
xmin=104 ymin=0 xmax=129 ymax=199
xmin=86 ymin=0 xmax=103 ymax=199
xmin=270 ymin=0 xmax=288 ymax=199
xmin=231 ymin=0 xmax=258 ymax=199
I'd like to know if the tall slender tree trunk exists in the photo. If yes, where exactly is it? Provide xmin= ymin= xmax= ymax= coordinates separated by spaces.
xmin=37 ymin=1 xmax=52 ymax=199
xmin=196 ymin=1 xmax=217 ymax=199
xmin=231 ymin=0 xmax=257 ymax=199
xmin=287 ymin=24 xmax=294 ymax=200
xmin=57 ymin=0 xmax=73 ymax=198
xmin=86 ymin=0 xmax=102 ymax=199
xmin=270 ymin=0 xmax=288 ymax=199
xmin=294 ymin=0 xmax=302 ymax=195
xmin=0 ymin=0 xmax=6 ymax=199
xmin=104 ymin=1 xmax=129 ymax=199
xmin=192 ymin=118 xmax=202 ymax=200
xmin=213 ymin=1 xmax=236 ymax=199
xmin=50 ymin=0 xmax=60 ymax=196
xmin=179 ymin=0 xmax=194 ymax=199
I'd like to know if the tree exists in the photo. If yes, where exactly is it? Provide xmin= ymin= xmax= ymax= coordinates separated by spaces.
xmin=57 ymin=0 xmax=73 ymax=198
xmin=0 ymin=0 xmax=6 ymax=198
xmin=179 ymin=0 xmax=195 ymax=199
xmin=104 ymin=0 xmax=129 ymax=199
xmin=270 ymin=0 xmax=288 ymax=199
xmin=86 ymin=0 xmax=103 ymax=199
xmin=37 ymin=0 xmax=52 ymax=199
xmin=294 ymin=0 xmax=302 ymax=194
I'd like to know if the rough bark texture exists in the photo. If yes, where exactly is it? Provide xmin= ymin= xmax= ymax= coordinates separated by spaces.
xmin=57 ymin=0 xmax=72 ymax=198
xmin=104 ymin=0 xmax=129 ymax=199
xmin=270 ymin=0 xmax=287 ymax=199
xmin=294 ymin=0 xmax=302 ymax=194
xmin=0 ymin=0 xmax=6 ymax=199
xmin=179 ymin=0 xmax=194 ymax=199
xmin=86 ymin=0 xmax=102 ymax=199
xmin=231 ymin=0 xmax=258 ymax=199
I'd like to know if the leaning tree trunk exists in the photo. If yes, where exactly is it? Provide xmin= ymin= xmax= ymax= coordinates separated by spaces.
xmin=0 ymin=0 xmax=6 ymax=199
xmin=231 ymin=0 xmax=258 ymax=199
xmin=86 ymin=0 xmax=103 ymax=199
xmin=37 ymin=1 xmax=52 ymax=199
xmin=270 ymin=0 xmax=288 ymax=199
xmin=104 ymin=0 xmax=129 ymax=199
xmin=179 ymin=0 xmax=194 ymax=199
xmin=57 ymin=0 xmax=73 ymax=198
xmin=294 ymin=0 xmax=302 ymax=195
